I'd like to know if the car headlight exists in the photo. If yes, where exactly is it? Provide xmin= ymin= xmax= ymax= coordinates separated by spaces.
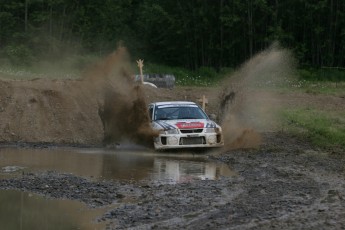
xmin=207 ymin=135 xmax=217 ymax=144
xmin=166 ymin=129 xmax=179 ymax=134
xmin=205 ymin=128 xmax=216 ymax=133
xmin=167 ymin=136 xmax=179 ymax=145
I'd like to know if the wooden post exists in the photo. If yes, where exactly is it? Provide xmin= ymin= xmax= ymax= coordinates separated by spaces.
xmin=136 ymin=59 xmax=144 ymax=84
xmin=198 ymin=95 xmax=208 ymax=111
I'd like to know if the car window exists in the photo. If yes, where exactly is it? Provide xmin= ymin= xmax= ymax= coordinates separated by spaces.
xmin=154 ymin=106 xmax=208 ymax=120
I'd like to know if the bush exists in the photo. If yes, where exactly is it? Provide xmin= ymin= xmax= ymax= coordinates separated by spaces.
xmin=196 ymin=66 xmax=217 ymax=79
xmin=4 ymin=45 xmax=34 ymax=66
xmin=298 ymin=68 xmax=345 ymax=82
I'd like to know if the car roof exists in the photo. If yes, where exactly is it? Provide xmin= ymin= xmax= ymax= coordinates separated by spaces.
xmin=151 ymin=101 xmax=197 ymax=107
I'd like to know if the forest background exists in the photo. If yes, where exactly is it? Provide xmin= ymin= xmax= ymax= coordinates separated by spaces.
xmin=1 ymin=0 xmax=345 ymax=81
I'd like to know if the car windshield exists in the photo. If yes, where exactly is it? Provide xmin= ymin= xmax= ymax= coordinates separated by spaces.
xmin=154 ymin=105 xmax=208 ymax=120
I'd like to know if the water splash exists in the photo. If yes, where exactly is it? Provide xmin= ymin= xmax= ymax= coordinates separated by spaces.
xmin=80 ymin=46 xmax=158 ymax=147
xmin=218 ymin=43 xmax=296 ymax=150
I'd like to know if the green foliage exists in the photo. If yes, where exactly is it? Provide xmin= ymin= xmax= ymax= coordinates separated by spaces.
xmin=299 ymin=68 xmax=345 ymax=82
xmin=282 ymin=109 xmax=345 ymax=149
xmin=4 ymin=44 xmax=34 ymax=66
xmin=196 ymin=67 xmax=218 ymax=79
xmin=1 ymin=1 xmax=345 ymax=71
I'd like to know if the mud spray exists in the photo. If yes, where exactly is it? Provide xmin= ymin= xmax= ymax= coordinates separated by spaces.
xmin=76 ymin=43 xmax=295 ymax=150
xmin=79 ymin=46 xmax=158 ymax=147
xmin=218 ymin=43 xmax=295 ymax=150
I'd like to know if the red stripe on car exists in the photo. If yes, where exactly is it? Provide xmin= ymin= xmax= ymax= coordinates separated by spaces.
xmin=175 ymin=122 xmax=204 ymax=129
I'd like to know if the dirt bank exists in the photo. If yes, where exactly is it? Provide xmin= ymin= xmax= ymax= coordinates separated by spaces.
xmin=0 ymin=78 xmax=103 ymax=144
xmin=0 ymin=75 xmax=220 ymax=146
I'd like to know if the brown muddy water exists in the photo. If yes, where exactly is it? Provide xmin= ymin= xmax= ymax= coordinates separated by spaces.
xmin=0 ymin=189 xmax=109 ymax=230
xmin=0 ymin=146 xmax=233 ymax=229
xmin=0 ymin=147 xmax=233 ymax=182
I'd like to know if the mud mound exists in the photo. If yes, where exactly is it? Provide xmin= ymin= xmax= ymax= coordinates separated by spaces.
xmin=0 ymin=47 xmax=157 ymax=146
xmin=0 ymin=78 xmax=103 ymax=144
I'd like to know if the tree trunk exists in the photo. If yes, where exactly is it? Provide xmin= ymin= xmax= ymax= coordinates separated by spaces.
xmin=49 ymin=3 xmax=53 ymax=37
xmin=247 ymin=0 xmax=253 ymax=57
xmin=25 ymin=0 xmax=28 ymax=33
xmin=59 ymin=6 xmax=66 ymax=41
xmin=219 ymin=0 xmax=224 ymax=69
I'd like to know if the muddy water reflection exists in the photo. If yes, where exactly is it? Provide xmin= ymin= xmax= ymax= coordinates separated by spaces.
xmin=0 ymin=147 xmax=233 ymax=183
xmin=0 ymin=190 xmax=107 ymax=230
xmin=152 ymin=157 xmax=233 ymax=183
xmin=0 ymin=147 xmax=233 ymax=229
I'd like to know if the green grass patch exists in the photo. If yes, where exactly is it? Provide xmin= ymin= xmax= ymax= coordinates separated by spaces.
xmin=0 ymin=54 xmax=101 ymax=80
xmin=254 ymin=70 xmax=345 ymax=96
xmin=0 ymin=65 xmax=81 ymax=80
xmin=281 ymin=109 xmax=345 ymax=149
xmin=302 ymin=81 xmax=345 ymax=95
xmin=295 ymin=68 xmax=345 ymax=95
xmin=1 ymin=60 xmax=231 ymax=86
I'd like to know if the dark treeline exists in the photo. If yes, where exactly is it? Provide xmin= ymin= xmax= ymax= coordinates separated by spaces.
xmin=1 ymin=0 xmax=345 ymax=70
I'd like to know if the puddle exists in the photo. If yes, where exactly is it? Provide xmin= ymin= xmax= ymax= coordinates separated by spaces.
xmin=2 ymin=166 xmax=26 ymax=173
xmin=151 ymin=157 xmax=233 ymax=184
xmin=0 ymin=190 xmax=109 ymax=230
xmin=0 ymin=147 xmax=234 ymax=229
xmin=0 ymin=147 xmax=233 ymax=183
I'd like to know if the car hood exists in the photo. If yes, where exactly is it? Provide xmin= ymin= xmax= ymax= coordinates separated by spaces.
xmin=153 ymin=119 xmax=218 ymax=130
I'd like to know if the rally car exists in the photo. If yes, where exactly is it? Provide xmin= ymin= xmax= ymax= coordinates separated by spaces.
xmin=148 ymin=101 xmax=224 ymax=150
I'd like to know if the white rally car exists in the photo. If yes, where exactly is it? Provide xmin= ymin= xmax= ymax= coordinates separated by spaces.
xmin=148 ymin=101 xmax=224 ymax=150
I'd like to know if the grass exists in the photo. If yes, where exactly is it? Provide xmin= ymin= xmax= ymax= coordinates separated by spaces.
xmin=0 ymin=55 xmax=101 ymax=80
xmin=0 ymin=60 xmax=230 ymax=86
xmin=281 ymin=109 xmax=345 ymax=149
xmin=0 ymin=63 xmax=81 ymax=80
xmin=299 ymin=67 xmax=345 ymax=82
xmin=254 ymin=75 xmax=345 ymax=96
xmin=0 ymin=66 xmax=80 ymax=80
xmin=248 ymin=67 xmax=345 ymax=96
xmin=294 ymin=68 xmax=345 ymax=95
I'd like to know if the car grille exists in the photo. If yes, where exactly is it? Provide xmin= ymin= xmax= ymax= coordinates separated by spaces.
xmin=180 ymin=129 xmax=203 ymax=134
xmin=180 ymin=137 xmax=205 ymax=145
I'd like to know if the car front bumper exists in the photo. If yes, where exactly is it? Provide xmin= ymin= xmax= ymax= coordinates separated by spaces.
xmin=153 ymin=133 xmax=224 ymax=150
